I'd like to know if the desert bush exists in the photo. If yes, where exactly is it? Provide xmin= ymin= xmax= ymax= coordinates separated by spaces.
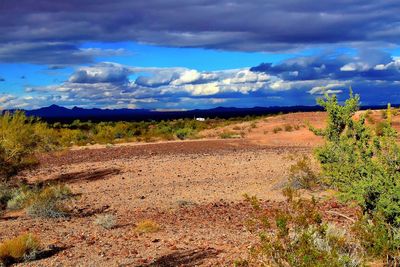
xmin=311 ymin=93 xmax=400 ymax=226
xmin=284 ymin=124 xmax=294 ymax=132
xmin=308 ymin=92 xmax=400 ymax=264
xmin=0 ymin=233 xmax=40 ymax=265
xmin=25 ymin=185 xmax=73 ymax=218
xmin=245 ymin=188 xmax=364 ymax=267
xmin=0 ymin=111 xmax=56 ymax=180
xmin=175 ymin=127 xmax=193 ymax=140
xmin=272 ymin=127 xmax=282 ymax=134
xmin=233 ymin=259 xmax=249 ymax=266
xmin=219 ymin=131 xmax=240 ymax=139
xmin=94 ymin=214 xmax=117 ymax=229
xmin=6 ymin=185 xmax=31 ymax=210
xmin=0 ymin=183 xmax=14 ymax=212
xmin=289 ymin=156 xmax=320 ymax=190
xmin=353 ymin=212 xmax=400 ymax=264
xmin=374 ymin=121 xmax=388 ymax=136
xmin=134 ymin=220 xmax=160 ymax=234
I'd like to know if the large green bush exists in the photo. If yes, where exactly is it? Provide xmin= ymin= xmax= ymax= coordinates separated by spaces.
xmin=0 ymin=111 xmax=56 ymax=180
xmin=311 ymin=93 xmax=400 ymax=226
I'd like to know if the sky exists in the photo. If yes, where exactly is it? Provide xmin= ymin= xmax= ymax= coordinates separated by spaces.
xmin=1 ymin=0 xmax=400 ymax=110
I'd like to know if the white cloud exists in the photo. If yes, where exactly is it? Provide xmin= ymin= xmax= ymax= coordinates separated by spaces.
xmin=183 ymin=82 xmax=220 ymax=96
xmin=308 ymin=83 xmax=345 ymax=95
xmin=373 ymin=58 xmax=400 ymax=70
xmin=171 ymin=70 xmax=202 ymax=85
xmin=340 ymin=62 xmax=370 ymax=72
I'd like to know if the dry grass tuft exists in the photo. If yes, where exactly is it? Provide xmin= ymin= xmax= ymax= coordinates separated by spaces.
xmin=0 ymin=233 xmax=40 ymax=264
xmin=94 ymin=214 xmax=117 ymax=229
xmin=134 ymin=220 xmax=160 ymax=234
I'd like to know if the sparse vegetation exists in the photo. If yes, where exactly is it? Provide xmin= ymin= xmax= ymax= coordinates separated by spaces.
xmin=0 ymin=183 xmax=13 ymax=213
xmin=288 ymin=156 xmax=320 ymax=189
xmin=365 ymin=110 xmax=375 ymax=124
xmin=23 ymin=185 xmax=73 ymax=218
xmin=219 ymin=131 xmax=241 ymax=139
xmin=0 ymin=233 xmax=41 ymax=265
xmin=272 ymin=127 xmax=283 ymax=134
xmin=245 ymin=188 xmax=364 ymax=267
xmin=244 ymin=92 xmax=400 ymax=265
xmin=284 ymin=124 xmax=293 ymax=132
xmin=94 ymin=214 xmax=117 ymax=229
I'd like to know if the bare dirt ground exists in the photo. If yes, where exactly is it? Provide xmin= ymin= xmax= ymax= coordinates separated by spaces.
xmin=0 ymin=110 xmax=392 ymax=266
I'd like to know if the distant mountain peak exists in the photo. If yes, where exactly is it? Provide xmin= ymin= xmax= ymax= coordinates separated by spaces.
xmin=40 ymin=104 xmax=69 ymax=111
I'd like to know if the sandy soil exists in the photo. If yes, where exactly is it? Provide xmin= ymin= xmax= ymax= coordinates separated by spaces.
xmin=0 ymin=110 xmax=391 ymax=266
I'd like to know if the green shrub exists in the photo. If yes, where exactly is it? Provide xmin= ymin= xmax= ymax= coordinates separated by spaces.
xmin=374 ymin=121 xmax=388 ymax=136
xmin=0 ymin=111 xmax=55 ymax=180
xmin=311 ymin=93 xmax=400 ymax=226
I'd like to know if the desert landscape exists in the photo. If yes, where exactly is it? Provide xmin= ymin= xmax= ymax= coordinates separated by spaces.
xmin=2 ymin=2 xmax=400 ymax=266
xmin=1 ymin=109 xmax=393 ymax=266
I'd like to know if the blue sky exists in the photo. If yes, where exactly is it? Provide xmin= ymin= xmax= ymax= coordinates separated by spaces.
xmin=1 ymin=1 xmax=400 ymax=110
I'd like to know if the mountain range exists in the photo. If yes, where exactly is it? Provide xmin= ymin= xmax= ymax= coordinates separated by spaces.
xmin=15 ymin=104 xmax=323 ymax=122
xmin=7 ymin=104 xmax=394 ymax=123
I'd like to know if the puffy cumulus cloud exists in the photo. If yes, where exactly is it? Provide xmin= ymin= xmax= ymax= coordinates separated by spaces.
xmin=1 ymin=0 xmax=400 ymax=64
xmin=171 ymin=70 xmax=202 ymax=86
xmin=182 ymin=83 xmax=220 ymax=96
xmin=68 ymin=62 xmax=134 ymax=83
xmin=22 ymin=62 xmax=286 ymax=109
xmin=10 ymin=50 xmax=400 ymax=110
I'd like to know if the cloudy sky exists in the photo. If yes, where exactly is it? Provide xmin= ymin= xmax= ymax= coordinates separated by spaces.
xmin=1 ymin=0 xmax=400 ymax=110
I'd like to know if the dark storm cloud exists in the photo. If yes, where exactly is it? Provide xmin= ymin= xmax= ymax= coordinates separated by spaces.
xmin=1 ymin=0 xmax=400 ymax=64
xmin=0 ymin=42 xmax=126 ymax=65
